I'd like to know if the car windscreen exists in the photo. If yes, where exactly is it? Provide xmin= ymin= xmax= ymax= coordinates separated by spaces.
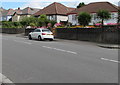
xmin=42 ymin=29 xmax=51 ymax=32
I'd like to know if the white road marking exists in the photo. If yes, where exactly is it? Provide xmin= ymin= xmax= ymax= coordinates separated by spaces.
xmin=101 ymin=58 xmax=120 ymax=63
xmin=14 ymin=40 xmax=32 ymax=45
xmin=66 ymin=50 xmax=77 ymax=54
xmin=42 ymin=46 xmax=52 ymax=49
xmin=42 ymin=46 xmax=77 ymax=54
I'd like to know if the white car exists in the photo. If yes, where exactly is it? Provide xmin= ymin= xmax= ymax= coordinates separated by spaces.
xmin=28 ymin=28 xmax=54 ymax=41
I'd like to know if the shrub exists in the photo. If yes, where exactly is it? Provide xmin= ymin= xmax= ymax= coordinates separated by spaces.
xmin=78 ymin=12 xmax=91 ymax=26
xmin=1 ymin=21 xmax=22 ymax=28
xmin=49 ymin=20 xmax=56 ymax=27
xmin=30 ymin=23 xmax=36 ymax=27
xmin=20 ymin=16 xmax=38 ymax=27
xmin=97 ymin=9 xmax=111 ymax=26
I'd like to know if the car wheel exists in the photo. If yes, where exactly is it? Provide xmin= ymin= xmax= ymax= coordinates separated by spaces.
xmin=28 ymin=35 xmax=32 ymax=40
xmin=49 ymin=39 xmax=53 ymax=41
xmin=38 ymin=36 xmax=42 ymax=41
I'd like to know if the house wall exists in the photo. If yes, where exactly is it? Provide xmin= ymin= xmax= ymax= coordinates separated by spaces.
xmin=90 ymin=12 xmax=118 ymax=25
xmin=1 ymin=16 xmax=7 ymax=21
xmin=7 ymin=16 xmax=12 ymax=21
xmin=47 ymin=15 xmax=68 ymax=23
xmin=12 ymin=14 xmax=20 ymax=22
xmin=12 ymin=14 xmax=31 ymax=22
xmin=68 ymin=14 xmax=79 ymax=25
xmin=1 ymin=16 xmax=12 ymax=21
xmin=68 ymin=12 xmax=118 ymax=25
xmin=19 ymin=15 xmax=31 ymax=21
xmin=0 ymin=12 xmax=2 ymax=21
xmin=56 ymin=15 xmax=68 ymax=23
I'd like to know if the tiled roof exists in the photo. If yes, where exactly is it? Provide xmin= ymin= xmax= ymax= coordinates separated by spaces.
xmin=1 ymin=10 xmax=8 ymax=16
xmin=68 ymin=2 xmax=118 ymax=15
xmin=1 ymin=8 xmax=22 ymax=16
xmin=21 ymin=7 xmax=39 ymax=15
xmin=2 ymin=7 xmax=40 ymax=16
xmin=0 ymin=7 xmax=5 ymax=12
xmin=34 ymin=2 xmax=75 ymax=16
xmin=7 ymin=9 xmax=18 ymax=15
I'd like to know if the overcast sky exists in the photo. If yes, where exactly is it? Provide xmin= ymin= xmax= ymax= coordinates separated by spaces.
xmin=1 ymin=0 xmax=120 ymax=9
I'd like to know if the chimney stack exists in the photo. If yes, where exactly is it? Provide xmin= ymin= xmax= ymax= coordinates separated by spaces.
xmin=18 ymin=7 xmax=20 ymax=10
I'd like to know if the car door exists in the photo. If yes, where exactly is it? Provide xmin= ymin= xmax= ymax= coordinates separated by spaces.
xmin=33 ymin=29 xmax=41 ymax=39
xmin=31 ymin=29 xmax=38 ymax=39
xmin=35 ymin=29 xmax=41 ymax=39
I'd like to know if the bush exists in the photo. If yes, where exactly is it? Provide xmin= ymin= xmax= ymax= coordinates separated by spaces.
xmin=1 ymin=21 xmax=22 ymax=28
xmin=38 ymin=15 xmax=50 ymax=27
xmin=30 ymin=23 xmax=36 ymax=27
xmin=1 ymin=15 xmax=57 ymax=29
xmin=50 ymin=20 xmax=56 ymax=27
xmin=20 ymin=16 xmax=38 ymax=27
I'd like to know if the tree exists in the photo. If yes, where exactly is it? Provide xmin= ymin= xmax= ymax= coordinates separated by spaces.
xmin=20 ymin=16 xmax=38 ymax=27
xmin=29 ymin=23 xmax=36 ymax=27
xmin=38 ymin=15 xmax=48 ymax=26
xmin=78 ymin=12 xmax=91 ymax=26
xmin=97 ymin=9 xmax=111 ymax=26
xmin=77 ymin=2 xmax=85 ymax=8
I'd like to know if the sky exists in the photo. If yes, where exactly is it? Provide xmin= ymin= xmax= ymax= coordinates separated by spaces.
xmin=1 ymin=0 xmax=120 ymax=10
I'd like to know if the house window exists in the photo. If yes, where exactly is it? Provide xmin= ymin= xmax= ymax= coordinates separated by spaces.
xmin=72 ymin=15 xmax=76 ymax=20
xmin=47 ymin=16 xmax=50 ymax=20
xmin=111 ymin=13 xmax=115 ymax=19
xmin=92 ymin=14 xmax=97 ymax=20
xmin=75 ymin=15 xmax=77 ymax=20
xmin=51 ymin=16 xmax=54 ymax=20
xmin=48 ymin=16 xmax=54 ymax=20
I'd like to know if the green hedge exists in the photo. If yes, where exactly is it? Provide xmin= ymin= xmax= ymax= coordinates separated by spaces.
xmin=1 ymin=21 xmax=23 ymax=28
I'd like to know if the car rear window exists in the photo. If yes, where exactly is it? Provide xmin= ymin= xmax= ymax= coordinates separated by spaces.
xmin=42 ymin=29 xmax=51 ymax=32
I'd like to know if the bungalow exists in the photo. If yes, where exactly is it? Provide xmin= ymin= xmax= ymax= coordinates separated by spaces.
xmin=68 ymin=2 xmax=119 ymax=25
xmin=12 ymin=7 xmax=40 ymax=22
xmin=34 ymin=2 xmax=75 ymax=23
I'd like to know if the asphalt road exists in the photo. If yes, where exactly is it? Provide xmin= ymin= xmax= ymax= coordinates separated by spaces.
xmin=2 ymin=34 xmax=118 ymax=83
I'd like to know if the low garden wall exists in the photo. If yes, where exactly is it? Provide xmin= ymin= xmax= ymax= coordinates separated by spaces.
xmin=24 ymin=28 xmax=35 ymax=36
xmin=24 ymin=26 xmax=119 ymax=44
xmin=1 ymin=28 xmax=25 ymax=34
xmin=56 ymin=27 xmax=119 ymax=44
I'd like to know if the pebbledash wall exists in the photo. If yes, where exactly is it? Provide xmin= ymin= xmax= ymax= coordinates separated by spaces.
xmin=56 ymin=27 xmax=120 ymax=44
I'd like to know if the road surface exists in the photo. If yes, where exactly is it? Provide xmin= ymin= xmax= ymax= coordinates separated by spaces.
xmin=2 ymin=34 xmax=118 ymax=83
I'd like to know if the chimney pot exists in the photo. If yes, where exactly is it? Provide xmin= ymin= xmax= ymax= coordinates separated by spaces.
xmin=18 ymin=7 xmax=20 ymax=10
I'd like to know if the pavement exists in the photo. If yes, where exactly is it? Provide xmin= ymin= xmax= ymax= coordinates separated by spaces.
xmin=97 ymin=44 xmax=120 ymax=49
